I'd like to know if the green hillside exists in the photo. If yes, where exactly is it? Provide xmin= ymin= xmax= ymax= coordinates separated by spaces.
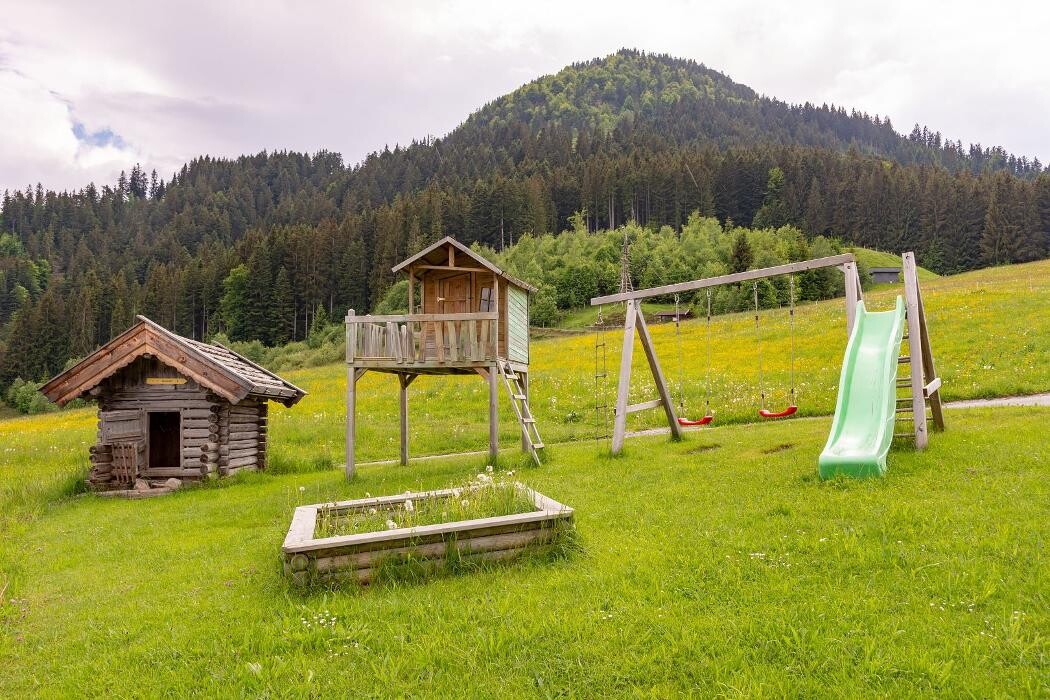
xmin=1 ymin=258 xmax=1048 ymax=695
xmin=4 ymin=51 xmax=1050 ymax=400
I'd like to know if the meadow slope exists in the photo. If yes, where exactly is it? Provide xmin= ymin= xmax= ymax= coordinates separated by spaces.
xmin=0 ymin=410 xmax=1047 ymax=696
xmin=1 ymin=259 xmax=1048 ymax=518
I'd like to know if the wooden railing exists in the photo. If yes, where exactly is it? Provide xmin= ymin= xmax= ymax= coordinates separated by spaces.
xmin=346 ymin=311 xmax=499 ymax=364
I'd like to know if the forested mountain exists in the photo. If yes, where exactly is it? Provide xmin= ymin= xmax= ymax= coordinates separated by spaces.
xmin=2 ymin=49 xmax=1049 ymax=392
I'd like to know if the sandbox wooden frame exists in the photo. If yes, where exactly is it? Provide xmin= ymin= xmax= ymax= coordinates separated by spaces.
xmin=282 ymin=487 xmax=573 ymax=585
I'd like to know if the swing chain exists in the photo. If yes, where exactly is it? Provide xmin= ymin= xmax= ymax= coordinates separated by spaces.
xmin=789 ymin=275 xmax=796 ymax=402
xmin=674 ymin=293 xmax=684 ymax=412
xmin=705 ymin=289 xmax=712 ymax=412
xmin=754 ymin=282 xmax=765 ymax=410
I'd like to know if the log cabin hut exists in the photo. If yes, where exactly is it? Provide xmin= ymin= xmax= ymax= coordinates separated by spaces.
xmin=345 ymin=236 xmax=540 ymax=477
xmin=41 ymin=316 xmax=305 ymax=492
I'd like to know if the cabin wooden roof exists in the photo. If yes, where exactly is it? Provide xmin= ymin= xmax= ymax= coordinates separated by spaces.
xmin=41 ymin=316 xmax=307 ymax=407
xmin=391 ymin=236 xmax=538 ymax=293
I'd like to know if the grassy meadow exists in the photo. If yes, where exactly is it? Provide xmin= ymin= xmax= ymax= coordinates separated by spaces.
xmin=1 ymin=408 xmax=1047 ymax=695
xmin=1 ymin=258 xmax=1048 ymax=511
xmin=0 ymin=258 xmax=1048 ymax=695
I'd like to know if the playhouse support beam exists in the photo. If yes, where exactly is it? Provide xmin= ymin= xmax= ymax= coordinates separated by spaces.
xmin=488 ymin=363 xmax=499 ymax=461
xmin=346 ymin=366 xmax=358 ymax=479
xmin=398 ymin=374 xmax=416 ymax=466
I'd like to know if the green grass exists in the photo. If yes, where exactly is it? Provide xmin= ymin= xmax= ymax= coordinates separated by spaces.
xmin=2 ymin=258 xmax=1047 ymax=498
xmin=314 ymin=472 xmax=536 ymax=537
xmin=259 ymin=257 xmax=1048 ymax=472
xmin=0 ymin=259 xmax=1047 ymax=695
xmin=0 ymin=409 xmax=1047 ymax=695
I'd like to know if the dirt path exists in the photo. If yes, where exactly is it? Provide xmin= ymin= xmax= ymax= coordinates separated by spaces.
xmin=945 ymin=393 xmax=1050 ymax=409
xmin=355 ymin=397 xmax=1049 ymax=468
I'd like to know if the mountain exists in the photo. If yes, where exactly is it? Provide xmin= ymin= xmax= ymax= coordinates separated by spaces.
xmin=1 ymin=50 xmax=1049 ymax=390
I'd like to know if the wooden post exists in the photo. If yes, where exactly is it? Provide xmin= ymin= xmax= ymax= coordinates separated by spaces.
xmin=398 ymin=374 xmax=415 ymax=466
xmin=346 ymin=364 xmax=357 ymax=478
xmin=843 ymin=261 xmax=860 ymax=337
xmin=902 ymin=253 xmax=928 ymax=450
xmin=346 ymin=309 xmax=356 ymax=362
xmin=407 ymin=269 xmax=415 ymax=314
xmin=611 ymin=300 xmax=638 ymax=454
xmin=488 ymin=364 xmax=499 ymax=462
xmin=916 ymin=282 xmax=945 ymax=431
xmin=635 ymin=309 xmax=682 ymax=440
xmin=492 ymin=273 xmax=500 ymax=359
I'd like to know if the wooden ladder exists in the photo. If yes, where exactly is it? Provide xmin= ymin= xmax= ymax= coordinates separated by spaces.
xmin=497 ymin=361 xmax=544 ymax=466
xmin=895 ymin=252 xmax=946 ymax=449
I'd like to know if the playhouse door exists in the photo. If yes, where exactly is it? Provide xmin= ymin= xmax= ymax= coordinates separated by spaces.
xmin=147 ymin=411 xmax=181 ymax=474
xmin=438 ymin=274 xmax=470 ymax=313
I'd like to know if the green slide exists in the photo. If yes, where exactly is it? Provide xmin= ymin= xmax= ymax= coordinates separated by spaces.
xmin=819 ymin=297 xmax=906 ymax=479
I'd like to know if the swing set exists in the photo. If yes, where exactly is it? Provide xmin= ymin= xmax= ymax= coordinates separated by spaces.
xmin=591 ymin=253 xmax=865 ymax=454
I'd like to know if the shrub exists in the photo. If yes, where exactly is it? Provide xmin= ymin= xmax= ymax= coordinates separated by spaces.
xmin=4 ymin=378 xmax=56 ymax=415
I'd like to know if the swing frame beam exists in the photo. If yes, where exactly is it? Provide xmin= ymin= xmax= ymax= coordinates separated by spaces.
xmin=592 ymin=254 xmax=863 ymax=455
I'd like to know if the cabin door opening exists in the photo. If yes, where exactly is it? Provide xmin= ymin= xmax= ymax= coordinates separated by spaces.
xmin=438 ymin=274 xmax=470 ymax=313
xmin=148 ymin=411 xmax=180 ymax=472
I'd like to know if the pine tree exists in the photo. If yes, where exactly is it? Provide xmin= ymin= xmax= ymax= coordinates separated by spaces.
xmin=220 ymin=265 xmax=251 ymax=341
xmin=272 ymin=266 xmax=294 ymax=345
xmin=729 ymin=231 xmax=753 ymax=272
xmin=752 ymin=167 xmax=789 ymax=229
xmin=245 ymin=246 xmax=274 ymax=344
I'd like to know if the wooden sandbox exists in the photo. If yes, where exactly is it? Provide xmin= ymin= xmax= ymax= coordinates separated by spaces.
xmin=282 ymin=487 xmax=574 ymax=585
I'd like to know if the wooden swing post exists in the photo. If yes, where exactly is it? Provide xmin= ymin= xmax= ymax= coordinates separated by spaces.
xmin=594 ymin=254 xmax=861 ymax=455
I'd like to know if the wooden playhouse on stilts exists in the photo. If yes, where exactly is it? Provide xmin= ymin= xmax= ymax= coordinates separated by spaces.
xmin=41 ymin=316 xmax=305 ymax=494
xmin=344 ymin=236 xmax=542 ymax=478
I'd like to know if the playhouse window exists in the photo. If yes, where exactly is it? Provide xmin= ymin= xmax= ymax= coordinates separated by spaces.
xmin=479 ymin=287 xmax=494 ymax=312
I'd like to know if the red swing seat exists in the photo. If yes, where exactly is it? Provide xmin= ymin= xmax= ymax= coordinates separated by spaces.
xmin=678 ymin=413 xmax=713 ymax=426
xmin=758 ymin=405 xmax=798 ymax=419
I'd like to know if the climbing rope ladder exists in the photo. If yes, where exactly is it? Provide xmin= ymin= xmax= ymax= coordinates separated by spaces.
xmin=593 ymin=305 xmax=611 ymax=446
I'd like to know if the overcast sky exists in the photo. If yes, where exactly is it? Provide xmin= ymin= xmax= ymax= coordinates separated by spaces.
xmin=1 ymin=0 xmax=1047 ymax=194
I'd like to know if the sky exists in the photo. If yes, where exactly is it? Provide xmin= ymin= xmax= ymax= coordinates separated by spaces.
xmin=1 ymin=0 xmax=1048 ymax=194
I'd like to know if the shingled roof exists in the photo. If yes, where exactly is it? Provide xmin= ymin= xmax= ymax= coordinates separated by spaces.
xmin=391 ymin=236 xmax=538 ymax=293
xmin=41 ymin=316 xmax=306 ymax=407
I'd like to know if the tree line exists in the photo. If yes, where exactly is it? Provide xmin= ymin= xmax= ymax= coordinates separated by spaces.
xmin=1 ymin=50 xmax=1048 ymax=395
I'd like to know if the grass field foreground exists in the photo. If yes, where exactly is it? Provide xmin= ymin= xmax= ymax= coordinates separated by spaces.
xmin=0 ymin=409 xmax=1047 ymax=695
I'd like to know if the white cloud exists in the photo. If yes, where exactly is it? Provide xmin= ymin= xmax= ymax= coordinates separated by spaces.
xmin=0 ymin=0 xmax=1048 ymax=193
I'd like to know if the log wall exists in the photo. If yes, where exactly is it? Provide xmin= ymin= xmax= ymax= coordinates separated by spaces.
xmin=87 ymin=356 xmax=270 ymax=489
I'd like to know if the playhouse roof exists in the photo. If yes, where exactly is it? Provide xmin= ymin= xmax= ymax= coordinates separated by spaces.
xmin=391 ymin=236 xmax=538 ymax=293
xmin=40 ymin=316 xmax=306 ymax=407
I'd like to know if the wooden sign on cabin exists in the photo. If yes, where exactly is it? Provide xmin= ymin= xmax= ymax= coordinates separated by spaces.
xmin=41 ymin=316 xmax=306 ymax=492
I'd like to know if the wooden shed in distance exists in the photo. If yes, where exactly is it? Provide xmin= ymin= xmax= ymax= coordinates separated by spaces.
xmin=41 ymin=316 xmax=305 ymax=494
xmin=345 ymin=236 xmax=540 ymax=477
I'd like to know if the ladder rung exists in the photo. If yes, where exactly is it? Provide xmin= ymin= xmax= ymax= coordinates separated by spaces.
xmin=532 ymin=442 xmax=545 ymax=449
xmin=895 ymin=432 xmax=916 ymax=438
xmin=522 ymin=418 xmax=536 ymax=423
xmin=898 ymin=356 xmax=911 ymax=364
xmin=513 ymin=394 xmax=526 ymax=400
